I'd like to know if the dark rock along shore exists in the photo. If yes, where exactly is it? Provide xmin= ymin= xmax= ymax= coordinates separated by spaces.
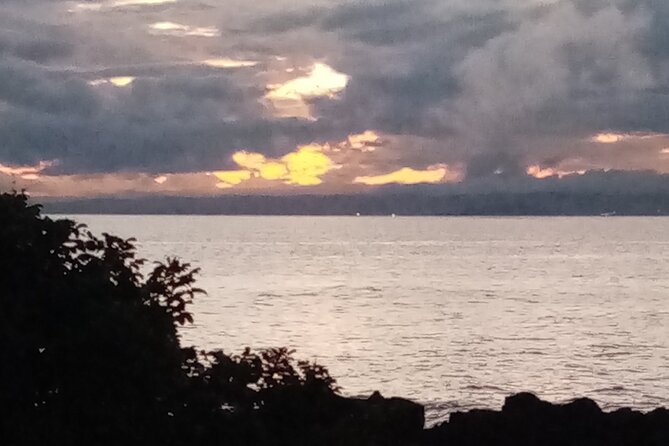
xmin=251 ymin=387 xmax=669 ymax=445
xmin=358 ymin=391 xmax=669 ymax=446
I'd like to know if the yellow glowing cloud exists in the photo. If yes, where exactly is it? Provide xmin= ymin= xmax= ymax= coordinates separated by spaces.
xmin=258 ymin=161 xmax=288 ymax=180
xmin=526 ymin=165 xmax=586 ymax=179
xmin=90 ymin=76 xmax=135 ymax=87
xmin=154 ymin=175 xmax=168 ymax=184
xmin=232 ymin=151 xmax=267 ymax=170
xmin=211 ymin=145 xmax=337 ymax=189
xmin=281 ymin=145 xmax=335 ymax=186
xmin=212 ymin=170 xmax=252 ymax=186
xmin=661 ymin=148 xmax=669 ymax=154
xmin=110 ymin=76 xmax=135 ymax=86
xmin=203 ymin=58 xmax=258 ymax=68
xmin=354 ymin=167 xmax=451 ymax=186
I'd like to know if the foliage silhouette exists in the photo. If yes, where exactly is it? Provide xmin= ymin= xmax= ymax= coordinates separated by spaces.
xmin=0 ymin=191 xmax=345 ymax=446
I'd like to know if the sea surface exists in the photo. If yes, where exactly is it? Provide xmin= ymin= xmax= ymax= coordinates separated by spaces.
xmin=63 ymin=215 xmax=669 ymax=424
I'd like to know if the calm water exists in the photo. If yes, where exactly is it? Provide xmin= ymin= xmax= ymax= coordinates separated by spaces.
xmin=65 ymin=215 xmax=669 ymax=424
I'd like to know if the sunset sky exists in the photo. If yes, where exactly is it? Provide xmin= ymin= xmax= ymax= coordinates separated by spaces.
xmin=1 ymin=0 xmax=669 ymax=197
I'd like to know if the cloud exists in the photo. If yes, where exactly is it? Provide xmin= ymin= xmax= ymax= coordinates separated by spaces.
xmin=354 ymin=166 xmax=461 ymax=186
xmin=266 ymin=62 xmax=349 ymax=118
xmin=148 ymin=22 xmax=220 ymax=37
xmin=213 ymin=144 xmax=338 ymax=187
xmin=3 ymin=0 xmax=669 ymax=196
xmin=212 ymin=170 xmax=252 ymax=186
xmin=203 ymin=58 xmax=259 ymax=68
xmin=0 ymin=54 xmax=351 ymax=174
xmin=348 ymin=131 xmax=380 ymax=151
xmin=105 ymin=0 xmax=178 ymax=9
xmin=526 ymin=165 xmax=585 ymax=179
xmin=90 ymin=76 xmax=136 ymax=87
xmin=0 ymin=160 xmax=55 ymax=181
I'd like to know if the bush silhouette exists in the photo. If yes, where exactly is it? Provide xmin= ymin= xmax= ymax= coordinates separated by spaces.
xmin=0 ymin=191 xmax=339 ymax=445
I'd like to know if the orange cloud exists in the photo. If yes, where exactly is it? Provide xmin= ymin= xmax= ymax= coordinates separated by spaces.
xmin=0 ymin=161 xmax=54 ymax=180
xmin=527 ymin=165 xmax=586 ymax=179
xmin=353 ymin=166 xmax=460 ymax=186
xmin=591 ymin=133 xmax=626 ymax=144
xmin=589 ymin=131 xmax=667 ymax=144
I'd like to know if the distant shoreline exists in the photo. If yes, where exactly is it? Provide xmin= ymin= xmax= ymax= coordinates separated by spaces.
xmin=39 ymin=192 xmax=669 ymax=216
xmin=46 ymin=212 xmax=669 ymax=217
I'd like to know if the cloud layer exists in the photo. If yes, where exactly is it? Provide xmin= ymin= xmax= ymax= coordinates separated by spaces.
xmin=2 ymin=0 xmax=669 ymax=195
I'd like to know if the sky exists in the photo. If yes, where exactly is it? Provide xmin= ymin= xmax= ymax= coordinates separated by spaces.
xmin=1 ymin=0 xmax=669 ymax=197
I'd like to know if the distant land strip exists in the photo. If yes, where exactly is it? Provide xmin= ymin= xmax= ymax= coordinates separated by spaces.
xmin=41 ymin=193 xmax=669 ymax=216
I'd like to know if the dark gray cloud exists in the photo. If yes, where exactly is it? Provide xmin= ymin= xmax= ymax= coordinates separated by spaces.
xmin=0 ymin=55 xmax=346 ymax=173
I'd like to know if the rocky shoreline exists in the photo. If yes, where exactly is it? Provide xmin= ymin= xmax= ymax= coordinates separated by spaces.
xmin=223 ymin=387 xmax=669 ymax=445
xmin=335 ymin=391 xmax=669 ymax=445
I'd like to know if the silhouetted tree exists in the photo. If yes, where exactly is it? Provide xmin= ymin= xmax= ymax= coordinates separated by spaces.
xmin=0 ymin=192 xmax=339 ymax=446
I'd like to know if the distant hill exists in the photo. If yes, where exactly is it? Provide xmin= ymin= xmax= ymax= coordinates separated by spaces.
xmin=41 ymin=192 xmax=669 ymax=216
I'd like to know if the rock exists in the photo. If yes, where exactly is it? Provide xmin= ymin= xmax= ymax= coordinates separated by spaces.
xmin=362 ymin=392 xmax=425 ymax=439
xmin=425 ymin=393 xmax=669 ymax=446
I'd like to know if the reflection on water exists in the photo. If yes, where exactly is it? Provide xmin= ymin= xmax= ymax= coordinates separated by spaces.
xmin=67 ymin=215 xmax=669 ymax=424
